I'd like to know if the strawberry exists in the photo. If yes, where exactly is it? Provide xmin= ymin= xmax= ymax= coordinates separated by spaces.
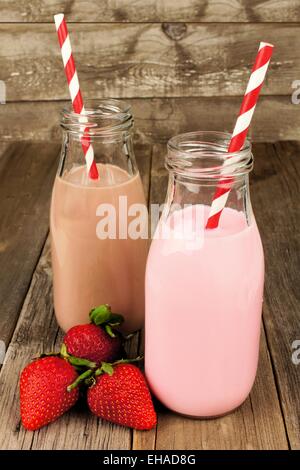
xmin=87 ymin=362 xmax=157 ymax=430
xmin=64 ymin=324 xmax=121 ymax=364
xmin=20 ymin=356 xmax=79 ymax=431
xmin=63 ymin=304 xmax=124 ymax=365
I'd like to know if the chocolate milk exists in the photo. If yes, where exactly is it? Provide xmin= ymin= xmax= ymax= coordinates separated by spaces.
xmin=50 ymin=164 xmax=148 ymax=332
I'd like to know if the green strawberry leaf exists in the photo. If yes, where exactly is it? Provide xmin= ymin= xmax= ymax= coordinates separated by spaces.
xmin=60 ymin=343 xmax=68 ymax=358
xmin=89 ymin=305 xmax=124 ymax=329
xmin=89 ymin=304 xmax=112 ymax=325
xmin=60 ymin=343 xmax=97 ymax=369
xmin=67 ymin=355 xmax=97 ymax=369
xmin=101 ymin=362 xmax=114 ymax=376
xmin=67 ymin=369 xmax=94 ymax=392
xmin=105 ymin=324 xmax=116 ymax=338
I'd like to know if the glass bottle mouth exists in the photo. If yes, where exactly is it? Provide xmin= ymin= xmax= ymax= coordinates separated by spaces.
xmin=60 ymin=99 xmax=133 ymax=139
xmin=166 ymin=131 xmax=253 ymax=180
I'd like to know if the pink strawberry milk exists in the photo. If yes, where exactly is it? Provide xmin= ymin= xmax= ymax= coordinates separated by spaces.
xmin=145 ymin=132 xmax=264 ymax=417
xmin=50 ymin=101 xmax=148 ymax=333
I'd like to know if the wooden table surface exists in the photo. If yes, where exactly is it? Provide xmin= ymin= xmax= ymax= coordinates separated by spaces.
xmin=0 ymin=140 xmax=299 ymax=450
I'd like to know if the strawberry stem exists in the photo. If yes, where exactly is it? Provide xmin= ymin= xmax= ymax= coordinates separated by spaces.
xmin=60 ymin=344 xmax=97 ymax=369
xmin=67 ymin=369 xmax=94 ymax=392
xmin=104 ymin=324 xmax=115 ymax=338
xmin=67 ymin=355 xmax=97 ymax=369
xmin=94 ymin=356 xmax=144 ymax=377
xmin=112 ymin=355 xmax=144 ymax=366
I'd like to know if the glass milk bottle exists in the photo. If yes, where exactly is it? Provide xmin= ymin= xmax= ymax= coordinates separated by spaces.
xmin=50 ymin=100 xmax=148 ymax=333
xmin=145 ymin=131 xmax=264 ymax=417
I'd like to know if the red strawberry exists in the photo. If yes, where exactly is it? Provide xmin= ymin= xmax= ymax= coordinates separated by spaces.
xmin=20 ymin=356 xmax=79 ymax=431
xmin=64 ymin=324 xmax=122 ymax=364
xmin=63 ymin=305 xmax=124 ymax=365
xmin=87 ymin=363 xmax=157 ymax=430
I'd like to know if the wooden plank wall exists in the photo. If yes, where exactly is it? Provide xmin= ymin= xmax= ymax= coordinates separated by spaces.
xmin=0 ymin=0 xmax=299 ymax=144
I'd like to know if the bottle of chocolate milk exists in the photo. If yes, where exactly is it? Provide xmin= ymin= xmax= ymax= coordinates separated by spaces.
xmin=50 ymin=100 xmax=148 ymax=333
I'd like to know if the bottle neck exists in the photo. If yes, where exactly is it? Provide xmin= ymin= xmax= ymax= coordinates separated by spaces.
xmin=58 ymin=100 xmax=137 ymax=180
xmin=60 ymin=99 xmax=134 ymax=142
xmin=164 ymin=131 xmax=254 ymax=226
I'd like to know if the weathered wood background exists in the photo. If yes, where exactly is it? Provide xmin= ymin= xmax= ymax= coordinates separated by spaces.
xmin=0 ymin=0 xmax=299 ymax=143
xmin=0 ymin=2 xmax=299 ymax=450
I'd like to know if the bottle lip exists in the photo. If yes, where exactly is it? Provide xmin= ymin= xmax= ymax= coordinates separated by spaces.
xmin=60 ymin=99 xmax=133 ymax=138
xmin=166 ymin=131 xmax=253 ymax=180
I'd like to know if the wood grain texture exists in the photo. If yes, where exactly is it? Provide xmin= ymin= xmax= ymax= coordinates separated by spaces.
xmin=0 ymin=241 xmax=133 ymax=450
xmin=251 ymin=142 xmax=300 ymax=450
xmin=0 ymin=96 xmax=297 ymax=145
xmin=0 ymin=0 xmax=299 ymax=22
xmin=0 ymin=141 xmax=298 ymax=449
xmin=133 ymin=143 xmax=289 ymax=450
xmin=0 ymin=23 xmax=295 ymax=100
xmin=0 ymin=142 xmax=59 ymax=349
xmin=0 ymin=143 xmax=151 ymax=449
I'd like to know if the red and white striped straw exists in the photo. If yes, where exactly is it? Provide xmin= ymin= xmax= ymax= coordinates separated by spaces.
xmin=206 ymin=42 xmax=274 ymax=229
xmin=54 ymin=13 xmax=99 ymax=180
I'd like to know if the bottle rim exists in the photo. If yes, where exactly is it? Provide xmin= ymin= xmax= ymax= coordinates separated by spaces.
xmin=166 ymin=131 xmax=253 ymax=180
xmin=60 ymin=99 xmax=133 ymax=138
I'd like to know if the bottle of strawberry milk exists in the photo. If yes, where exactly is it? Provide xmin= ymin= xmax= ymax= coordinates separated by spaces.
xmin=145 ymin=131 xmax=264 ymax=417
